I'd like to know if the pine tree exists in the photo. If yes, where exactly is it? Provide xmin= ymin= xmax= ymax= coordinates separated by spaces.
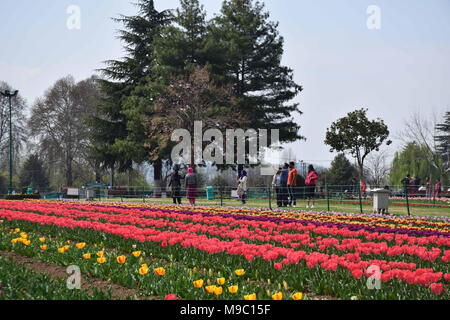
xmin=327 ymin=154 xmax=356 ymax=186
xmin=435 ymin=111 xmax=450 ymax=174
xmin=19 ymin=154 xmax=49 ymax=191
xmin=206 ymin=0 xmax=303 ymax=144
xmin=153 ymin=0 xmax=208 ymax=78
xmin=91 ymin=0 xmax=172 ymax=185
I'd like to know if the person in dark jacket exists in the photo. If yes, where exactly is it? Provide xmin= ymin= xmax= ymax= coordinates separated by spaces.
xmin=168 ymin=168 xmax=183 ymax=205
xmin=279 ymin=163 xmax=289 ymax=207
xmin=185 ymin=167 xmax=197 ymax=206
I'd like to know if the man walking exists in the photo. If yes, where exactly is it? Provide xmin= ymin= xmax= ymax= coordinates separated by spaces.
xmin=287 ymin=162 xmax=298 ymax=207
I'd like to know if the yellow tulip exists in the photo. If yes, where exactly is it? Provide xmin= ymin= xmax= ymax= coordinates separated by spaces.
xmin=205 ymin=285 xmax=216 ymax=294
xmin=76 ymin=243 xmax=86 ymax=249
xmin=97 ymin=257 xmax=107 ymax=264
xmin=11 ymin=238 xmax=18 ymax=244
xmin=63 ymin=245 xmax=70 ymax=251
xmin=96 ymin=251 xmax=105 ymax=257
xmin=228 ymin=286 xmax=239 ymax=294
xmin=14 ymin=228 xmax=20 ymax=233
xmin=244 ymin=293 xmax=257 ymax=300
xmin=235 ymin=269 xmax=245 ymax=276
xmin=154 ymin=267 xmax=166 ymax=276
xmin=40 ymin=245 xmax=48 ymax=250
xmin=292 ymin=292 xmax=303 ymax=300
xmin=117 ymin=256 xmax=127 ymax=265
xmin=139 ymin=266 xmax=149 ymax=275
xmin=39 ymin=237 xmax=46 ymax=243
xmin=58 ymin=247 xmax=65 ymax=253
xmin=214 ymin=286 xmax=223 ymax=296
xmin=272 ymin=292 xmax=283 ymax=300
xmin=83 ymin=253 xmax=91 ymax=259
xmin=20 ymin=232 xmax=27 ymax=239
xmin=217 ymin=277 xmax=226 ymax=285
xmin=132 ymin=251 xmax=142 ymax=257
xmin=193 ymin=280 xmax=204 ymax=288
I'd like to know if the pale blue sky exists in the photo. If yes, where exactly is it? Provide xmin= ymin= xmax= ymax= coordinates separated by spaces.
xmin=1 ymin=0 xmax=449 ymax=164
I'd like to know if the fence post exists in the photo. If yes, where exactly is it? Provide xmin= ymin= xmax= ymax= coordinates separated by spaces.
xmin=268 ymin=186 xmax=272 ymax=211
xmin=326 ymin=184 xmax=330 ymax=212
xmin=358 ymin=184 xmax=363 ymax=214
xmin=220 ymin=187 xmax=223 ymax=207
xmin=405 ymin=184 xmax=411 ymax=217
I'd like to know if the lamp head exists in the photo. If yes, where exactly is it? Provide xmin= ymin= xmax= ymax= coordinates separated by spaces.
xmin=13 ymin=90 xmax=18 ymax=97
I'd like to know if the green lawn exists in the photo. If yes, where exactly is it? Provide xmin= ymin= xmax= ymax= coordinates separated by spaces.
xmin=97 ymin=196 xmax=450 ymax=218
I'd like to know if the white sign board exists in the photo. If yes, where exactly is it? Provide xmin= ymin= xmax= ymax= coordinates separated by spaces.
xmin=231 ymin=190 xmax=238 ymax=198
xmin=67 ymin=188 xmax=79 ymax=196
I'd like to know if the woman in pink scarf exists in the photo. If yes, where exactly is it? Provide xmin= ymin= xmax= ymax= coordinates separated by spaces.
xmin=185 ymin=167 xmax=197 ymax=206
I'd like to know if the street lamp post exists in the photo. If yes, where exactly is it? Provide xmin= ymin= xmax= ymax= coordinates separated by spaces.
xmin=1 ymin=89 xmax=18 ymax=195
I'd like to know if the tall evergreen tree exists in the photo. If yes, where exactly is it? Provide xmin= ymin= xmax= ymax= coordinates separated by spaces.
xmin=19 ymin=154 xmax=49 ymax=191
xmin=153 ymin=0 xmax=208 ymax=78
xmin=92 ymin=0 xmax=171 ymax=185
xmin=435 ymin=111 xmax=450 ymax=174
xmin=206 ymin=0 xmax=303 ymax=145
xmin=327 ymin=154 xmax=357 ymax=186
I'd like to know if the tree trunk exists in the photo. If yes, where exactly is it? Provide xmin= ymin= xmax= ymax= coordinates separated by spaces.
xmin=153 ymin=158 xmax=162 ymax=198
xmin=66 ymin=158 xmax=73 ymax=187
xmin=109 ymin=163 xmax=115 ymax=187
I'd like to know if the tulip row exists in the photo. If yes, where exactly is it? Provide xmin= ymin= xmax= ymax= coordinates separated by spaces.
xmin=0 ymin=200 xmax=449 ymax=299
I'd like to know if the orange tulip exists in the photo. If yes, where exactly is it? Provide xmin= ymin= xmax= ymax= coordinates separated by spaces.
xmin=40 ymin=245 xmax=48 ymax=250
xmin=63 ymin=245 xmax=70 ymax=251
xmin=97 ymin=257 xmax=107 ymax=264
xmin=132 ymin=251 xmax=142 ymax=257
xmin=228 ymin=286 xmax=239 ymax=294
xmin=292 ymin=292 xmax=303 ymax=300
xmin=205 ymin=285 xmax=216 ymax=294
xmin=193 ymin=280 xmax=204 ymax=288
xmin=217 ymin=277 xmax=226 ymax=285
xmin=58 ymin=247 xmax=65 ymax=253
xmin=272 ymin=292 xmax=283 ymax=300
xmin=117 ymin=256 xmax=127 ymax=265
xmin=154 ymin=267 xmax=166 ymax=276
xmin=76 ymin=243 xmax=86 ymax=249
xmin=139 ymin=266 xmax=149 ymax=275
xmin=214 ymin=286 xmax=223 ymax=296
xmin=235 ymin=269 xmax=245 ymax=276
xmin=96 ymin=251 xmax=105 ymax=257
xmin=83 ymin=253 xmax=91 ymax=259
xmin=244 ymin=293 xmax=257 ymax=300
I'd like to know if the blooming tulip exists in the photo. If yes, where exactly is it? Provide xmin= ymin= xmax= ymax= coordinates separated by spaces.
xmin=244 ymin=293 xmax=257 ymax=300
xmin=235 ymin=269 xmax=245 ymax=276
xmin=97 ymin=257 xmax=107 ymax=264
xmin=39 ymin=237 xmax=46 ymax=243
xmin=228 ymin=286 xmax=239 ymax=294
xmin=165 ymin=294 xmax=177 ymax=300
xmin=205 ymin=285 xmax=216 ymax=294
xmin=214 ymin=286 xmax=223 ymax=296
xmin=272 ymin=292 xmax=283 ymax=300
xmin=132 ymin=251 xmax=141 ymax=257
xmin=193 ymin=280 xmax=204 ymax=288
xmin=139 ymin=266 xmax=149 ymax=275
xmin=76 ymin=243 xmax=86 ymax=249
xmin=40 ymin=245 xmax=47 ymax=250
xmin=117 ymin=256 xmax=127 ymax=265
xmin=154 ymin=267 xmax=166 ymax=276
xmin=58 ymin=247 xmax=65 ymax=253
xmin=217 ymin=278 xmax=226 ymax=285
xmin=292 ymin=292 xmax=303 ymax=300
xmin=83 ymin=253 xmax=91 ymax=259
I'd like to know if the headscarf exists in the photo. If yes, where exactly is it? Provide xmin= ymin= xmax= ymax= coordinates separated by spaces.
xmin=240 ymin=170 xmax=247 ymax=179
xmin=188 ymin=168 xmax=194 ymax=175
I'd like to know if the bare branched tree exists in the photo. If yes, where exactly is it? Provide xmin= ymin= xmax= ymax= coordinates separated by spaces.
xmin=398 ymin=111 xmax=448 ymax=180
xmin=365 ymin=149 xmax=391 ymax=187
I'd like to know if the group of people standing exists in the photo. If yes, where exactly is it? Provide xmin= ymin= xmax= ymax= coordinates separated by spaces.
xmin=401 ymin=175 xmax=443 ymax=199
xmin=168 ymin=167 xmax=198 ymax=206
xmin=272 ymin=162 xmax=319 ymax=208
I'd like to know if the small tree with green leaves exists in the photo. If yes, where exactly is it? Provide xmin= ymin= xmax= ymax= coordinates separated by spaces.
xmin=325 ymin=109 xmax=391 ymax=182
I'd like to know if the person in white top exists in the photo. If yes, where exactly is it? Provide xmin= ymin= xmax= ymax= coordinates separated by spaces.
xmin=272 ymin=168 xmax=282 ymax=207
xmin=237 ymin=170 xmax=248 ymax=204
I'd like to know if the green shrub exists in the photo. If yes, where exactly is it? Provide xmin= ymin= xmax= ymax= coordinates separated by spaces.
xmin=4 ymin=194 xmax=41 ymax=200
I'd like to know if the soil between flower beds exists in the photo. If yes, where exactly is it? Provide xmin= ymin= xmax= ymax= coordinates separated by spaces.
xmin=0 ymin=251 xmax=158 ymax=300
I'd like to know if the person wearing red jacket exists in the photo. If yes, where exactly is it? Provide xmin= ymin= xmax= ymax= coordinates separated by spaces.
xmin=305 ymin=165 xmax=319 ymax=209
xmin=435 ymin=179 xmax=442 ymax=199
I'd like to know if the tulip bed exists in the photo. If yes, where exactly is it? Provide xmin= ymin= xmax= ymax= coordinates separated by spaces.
xmin=0 ymin=200 xmax=449 ymax=300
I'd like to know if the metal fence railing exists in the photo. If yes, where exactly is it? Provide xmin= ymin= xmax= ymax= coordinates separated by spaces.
xmin=3 ymin=184 xmax=450 ymax=217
